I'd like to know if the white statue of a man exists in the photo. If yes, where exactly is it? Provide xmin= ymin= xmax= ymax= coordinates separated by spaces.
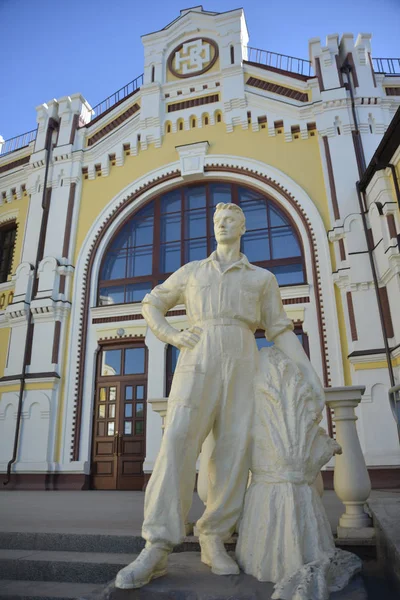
xmin=115 ymin=202 xmax=324 ymax=589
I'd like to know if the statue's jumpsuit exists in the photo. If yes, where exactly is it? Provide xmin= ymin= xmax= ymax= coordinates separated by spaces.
xmin=142 ymin=252 xmax=293 ymax=547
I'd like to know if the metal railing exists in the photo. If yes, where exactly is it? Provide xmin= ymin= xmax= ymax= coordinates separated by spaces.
xmin=0 ymin=128 xmax=37 ymax=156
xmin=372 ymin=57 xmax=400 ymax=75
xmin=246 ymin=46 xmax=313 ymax=77
xmin=90 ymin=74 xmax=144 ymax=120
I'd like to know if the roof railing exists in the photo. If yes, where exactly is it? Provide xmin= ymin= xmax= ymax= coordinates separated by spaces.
xmin=372 ymin=57 xmax=400 ymax=76
xmin=246 ymin=46 xmax=313 ymax=77
xmin=0 ymin=128 xmax=37 ymax=157
xmin=90 ymin=73 xmax=144 ymax=120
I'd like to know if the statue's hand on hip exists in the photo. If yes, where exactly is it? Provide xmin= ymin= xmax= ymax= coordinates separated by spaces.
xmin=169 ymin=326 xmax=203 ymax=350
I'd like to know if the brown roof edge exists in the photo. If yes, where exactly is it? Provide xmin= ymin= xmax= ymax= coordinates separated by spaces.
xmin=243 ymin=60 xmax=312 ymax=82
xmin=359 ymin=105 xmax=400 ymax=192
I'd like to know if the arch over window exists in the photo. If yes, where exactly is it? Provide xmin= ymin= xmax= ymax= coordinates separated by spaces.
xmin=98 ymin=182 xmax=305 ymax=306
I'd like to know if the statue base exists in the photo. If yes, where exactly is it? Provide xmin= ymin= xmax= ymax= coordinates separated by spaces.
xmin=83 ymin=552 xmax=367 ymax=600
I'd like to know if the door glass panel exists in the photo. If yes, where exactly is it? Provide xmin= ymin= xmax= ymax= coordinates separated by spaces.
xmin=136 ymin=385 xmax=144 ymax=400
xmin=109 ymin=387 xmax=117 ymax=401
xmin=135 ymin=421 xmax=144 ymax=435
xmin=124 ymin=421 xmax=132 ymax=435
xmin=107 ymin=422 xmax=115 ymax=436
xmin=108 ymin=404 xmax=115 ymax=418
xmin=98 ymin=405 xmax=105 ymax=419
xmin=125 ymin=404 xmax=133 ymax=418
xmin=124 ymin=348 xmax=145 ymax=374
xmin=125 ymin=386 xmax=133 ymax=400
xmin=99 ymin=388 xmax=106 ymax=401
xmin=136 ymin=403 xmax=144 ymax=417
xmin=101 ymin=350 xmax=121 ymax=376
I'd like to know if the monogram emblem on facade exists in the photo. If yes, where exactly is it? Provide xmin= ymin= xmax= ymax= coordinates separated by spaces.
xmin=168 ymin=37 xmax=219 ymax=79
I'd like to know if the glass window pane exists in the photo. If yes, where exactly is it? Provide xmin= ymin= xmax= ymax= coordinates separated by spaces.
xmin=161 ymin=190 xmax=181 ymax=213
xmin=160 ymin=242 xmax=181 ymax=273
xmin=98 ymin=405 xmax=105 ymax=418
xmin=210 ymin=183 xmax=232 ymax=207
xmin=186 ymin=210 xmax=206 ymax=238
xmin=185 ymin=186 xmax=206 ymax=210
xmin=136 ymin=403 xmax=144 ymax=417
xmin=110 ymin=221 xmax=132 ymax=249
xmin=125 ymin=282 xmax=152 ymax=303
xmin=184 ymin=238 xmax=207 ymax=262
xmin=108 ymin=404 xmax=115 ymax=418
xmin=100 ymin=388 xmax=106 ymax=402
xmin=238 ymin=186 xmax=264 ymax=203
xmin=124 ymin=421 xmax=132 ymax=435
xmin=240 ymin=200 xmax=268 ymax=230
xmin=107 ymin=422 xmax=115 ymax=436
xmin=136 ymin=385 xmax=144 ymax=400
xmin=169 ymin=346 xmax=180 ymax=375
xmin=269 ymin=204 xmax=290 ymax=227
xmin=98 ymin=285 xmax=125 ymax=306
xmin=101 ymin=251 xmax=126 ymax=280
xmin=125 ymin=386 xmax=133 ymax=400
xmin=126 ymin=246 xmax=153 ymax=277
xmin=135 ymin=421 xmax=144 ymax=435
xmin=161 ymin=213 xmax=181 ymax=242
xmin=269 ymin=264 xmax=304 ymax=286
xmin=242 ymin=231 xmax=270 ymax=262
xmin=101 ymin=351 xmax=121 ymax=376
xmin=271 ymin=227 xmax=301 ymax=259
xmin=134 ymin=217 xmax=154 ymax=246
xmin=109 ymin=387 xmax=117 ymax=401
xmin=125 ymin=404 xmax=133 ymax=417
xmin=255 ymin=336 xmax=274 ymax=350
xmin=124 ymin=348 xmax=145 ymax=375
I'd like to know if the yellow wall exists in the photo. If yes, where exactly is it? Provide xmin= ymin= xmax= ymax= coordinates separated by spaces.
xmin=0 ymin=329 xmax=10 ymax=377
xmin=75 ymin=125 xmax=331 ymax=261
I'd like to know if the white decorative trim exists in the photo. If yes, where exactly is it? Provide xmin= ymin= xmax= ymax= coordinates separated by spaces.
xmin=175 ymin=141 xmax=209 ymax=178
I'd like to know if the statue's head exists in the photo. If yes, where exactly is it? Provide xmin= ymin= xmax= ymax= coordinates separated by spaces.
xmin=213 ymin=203 xmax=246 ymax=245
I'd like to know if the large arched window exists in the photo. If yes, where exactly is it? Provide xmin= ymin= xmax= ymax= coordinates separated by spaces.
xmin=98 ymin=182 xmax=305 ymax=306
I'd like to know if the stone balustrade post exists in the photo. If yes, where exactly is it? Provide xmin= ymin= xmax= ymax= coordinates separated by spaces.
xmin=326 ymin=385 xmax=375 ymax=539
xmin=147 ymin=398 xmax=168 ymax=431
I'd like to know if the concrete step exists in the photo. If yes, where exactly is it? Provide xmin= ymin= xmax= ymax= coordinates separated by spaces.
xmin=0 ymin=549 xmax=136 ymax=585
xmin=80 ymin=552 xmax=368 ymax=600
xmin=0 ymin=531 xmax=374 ymax=555
xmin=0 ymin=580 xmax=102 ymax=600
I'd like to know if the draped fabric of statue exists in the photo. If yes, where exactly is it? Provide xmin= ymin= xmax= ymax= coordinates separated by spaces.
xmin=236 ymin=347 xmax=362 ymax=600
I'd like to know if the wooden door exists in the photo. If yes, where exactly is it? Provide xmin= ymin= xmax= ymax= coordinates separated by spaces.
xmin=91 ymin=344 xmax=147 ymax=490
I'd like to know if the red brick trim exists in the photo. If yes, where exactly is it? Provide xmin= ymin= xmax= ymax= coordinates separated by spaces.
xmin=378 ymin=286 xmax=394 ymax=338
xmin=0 ymin=155 xmax=30 ymax=174
xmin=167 ymin=94 xmax=219 ymax=113
xmin=385 ymin=88 xmax=400 ymax=96
xmin=246 ymin=76 xmax=308 ymax=102
xmin=386 ymin=214 xmax=397 ymax=238
xmin=87 ymin=103 xmax=140 ymax=146
xmin=346 ymin=291 xmax=358 ymax=341
xmin=323 ymin=136 xmax=341 ymax=220
xmin=314 ymin=57 xmax=324 ymax=91
xmin=51 ymin=321 xmax=61 ymax=364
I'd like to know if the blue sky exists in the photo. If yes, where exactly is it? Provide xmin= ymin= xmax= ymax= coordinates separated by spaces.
xmin=1 ymin=0 xmax=399 ymax=141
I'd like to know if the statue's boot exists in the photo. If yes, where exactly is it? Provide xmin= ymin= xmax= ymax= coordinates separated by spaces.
xmin=115 ymin=545 xmax=169 ymax=589
xmin=199 ymin=534 xmax=240 ymax=576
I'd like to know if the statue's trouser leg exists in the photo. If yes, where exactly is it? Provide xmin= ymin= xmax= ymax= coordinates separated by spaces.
xmin=142 ymin=325 xmax=256 ymax=547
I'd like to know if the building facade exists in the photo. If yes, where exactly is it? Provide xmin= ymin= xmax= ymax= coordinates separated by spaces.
xmin=0 ymin=6 xmax=399 ymax=490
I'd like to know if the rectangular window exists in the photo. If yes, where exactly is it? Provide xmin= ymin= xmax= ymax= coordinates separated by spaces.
xmin=0 ymin=223 xmax=17 ymax=284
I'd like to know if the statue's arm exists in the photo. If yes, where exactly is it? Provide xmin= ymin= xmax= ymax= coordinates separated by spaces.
xmin=142 ymin=265 xmax=201 ymax=350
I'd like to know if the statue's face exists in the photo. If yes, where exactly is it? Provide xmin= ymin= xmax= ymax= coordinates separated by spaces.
xmin=214 ymin=209 xmax=245 ymax=244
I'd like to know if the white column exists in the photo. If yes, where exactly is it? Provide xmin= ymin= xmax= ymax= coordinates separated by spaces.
xmin=143 ymin=328 xmax=166 ymax=473
xmin=326 ymin=386 xmax=375 ymax=539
